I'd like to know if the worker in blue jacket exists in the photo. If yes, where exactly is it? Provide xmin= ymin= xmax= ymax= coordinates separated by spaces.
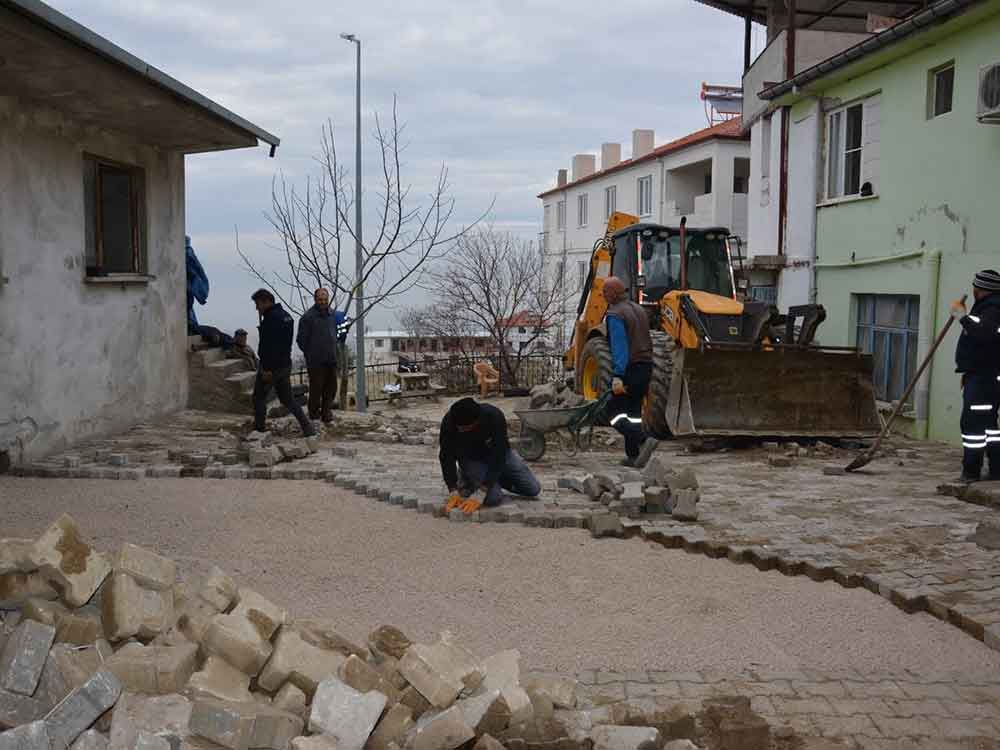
xmin=951 ymin=269 xmax=1000 ymax=482
xmin=603 ymin=277 xmax=658 ymax=468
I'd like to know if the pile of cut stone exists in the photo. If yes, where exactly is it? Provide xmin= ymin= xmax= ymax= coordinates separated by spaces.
xmin=243 ymin=432 xmax=320 ymax=468
xmin=527 ymin=383 xmax=584 ymax=411
xmin=1 ymin=515 xmax=780 ymax=750
xmin=560 ymin=458 xmax=701 ymax=537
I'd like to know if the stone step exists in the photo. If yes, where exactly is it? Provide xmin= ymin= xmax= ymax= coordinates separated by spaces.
xmin=192 ymin=347 xmax=226 ymax=367
xmin=225 ymin=371 xmax=258 ymax=394
xmin=187 ymin=335 xmax=215 ymax=352
xmin=206 ymin=358 xmax=248 ymax=378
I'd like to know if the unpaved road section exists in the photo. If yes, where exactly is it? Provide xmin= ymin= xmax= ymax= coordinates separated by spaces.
xmin=3 ymin=477 xmax=997 ymax=678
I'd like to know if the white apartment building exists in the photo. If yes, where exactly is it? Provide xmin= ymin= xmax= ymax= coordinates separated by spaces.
xmin=539 ymin=121 xmax=750 ymax=346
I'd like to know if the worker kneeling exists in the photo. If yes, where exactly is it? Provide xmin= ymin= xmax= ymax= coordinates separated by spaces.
xmin=440 ymin=397 xmax=541 ymax=514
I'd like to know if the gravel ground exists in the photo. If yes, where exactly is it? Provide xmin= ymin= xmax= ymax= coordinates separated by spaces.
xmin=3 ymin=476 xmax=999 ymax=678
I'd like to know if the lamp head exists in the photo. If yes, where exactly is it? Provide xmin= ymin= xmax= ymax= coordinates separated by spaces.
xmin=340 ymin=33 xmax=357 ymax=42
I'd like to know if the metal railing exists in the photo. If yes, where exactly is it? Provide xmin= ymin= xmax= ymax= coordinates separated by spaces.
xmin=293 ymin=353 xmax=564 ymax=403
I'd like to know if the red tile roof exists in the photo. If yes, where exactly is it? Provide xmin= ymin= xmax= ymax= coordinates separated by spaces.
xmin=538 ymin=117 xmax=746 ymax=199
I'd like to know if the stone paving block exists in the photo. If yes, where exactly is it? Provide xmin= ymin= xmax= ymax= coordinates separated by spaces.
xmin=589 ymin=515 xmax=624 ymax=539
xmin=189 ymin=700 xmax=256 ymax=750
xmin=642 ymin=488 xmax=670 ymax=515
xmin=69 ymin=730 xmax=108 ymax=750
xmin=0 ymin=721 xmax=50 ymax=750
xmin=202 ymin=615 xmax=272 ymax=677
xmin=33 ymin=515 xmax=112 ymax=608
xmin=231 ymin=590 xmax=286 ymax=641
xmin=397 ymin=645 xmax=464 ymax=709
xmin=102 ymin=574 xmax=173 ymax=642
xmin=20 ymin=598 xmax=68 ymax=628
xmin=671 ymin=491 xmax=699 ymax=522
xmin=271 ymin=683 xmax=306 ymax=718
xmin=0 ymin=689 xmax=47 ymax=730
xmin=0 ymin=541 xmax=35 ymax=576
xmin=107 ymin=693 xmax=192 ymax=750
xmin=35 ymin=643 xmax=103 ymax=709
xmin=454 ymin=689 xmax=511 ymax=736
xmin=339 ymin=655 xmax=399 ymax=703
xmin=134 ymin=732 xmax=170 ymax=750
xmin=0 ymin=619 xmax=56 ymax=695
xmin=590 ymin=725 xmax=660 ymax=750
xmin=257 ymin=628 xmax=345 ymax=697
xmin=369 ymin=627 xmax=411 ymax=661
xmin=105 ymin=643 xmax=198 ymax=695
xmin=45 ymin=669 xmax=122 ymax=750
xmin=0 ymin=573 xmax=57 ymax=611
xmin=187 ymin=656 xmax=253 ymax=703
xmin=408 ymin=705 xmax=474 ymax=750
xmin=291 ymin=738 xmax=337 ymax=750
xmin=250 ymin=705 xmax=304 ymax=750
xmin=308 ymin=677 xmax=386 ymax=750
xmin=116 ymin=545 xmax=176 ymax=592
xmin=56 ymin=612 xmax=104 ymax=646
xmin=523 ymin=676 xmax=578 ymax=709
xmin=367 ymin=704 xmax=413 ymax=750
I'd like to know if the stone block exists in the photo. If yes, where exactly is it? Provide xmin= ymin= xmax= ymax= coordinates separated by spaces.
xmin=619 ymin=469 xmax=643 ymax=485
xmin=368 ymin=626 xmax=411 ymax=660
xmin=366 ymin=703 xmax=413 ymax=750
xmin=198 ymin=569 xmax=238 ymax=614
xmin=397 ymin=645 xmax=463 ymax=709
xmin=250 ymin=705 xmax=304 ymax=750
xmin=0 ymin=721 xmax=50 ymax=750
xmin=187 ymin=657 xmax=252 ymax=703
xmin=249 ymin=447 xmax=281 ymax=468
xmin=231 ymin=591 xmax=285 ymax=641
xmin=523 ymin=677 xmax=577 ymax=709
xmin=21 ymin=598 xmax=68 ymax=628
xmin=619 ymin=483 xmax=644 ymax=503
xmin=258 ymin=628 xmax=345 ymax=697
xmin=35 ymin=644 xmax=104 ymax=710
xmin=189 ymin=700 xmax=255 ymax=750
xmin=822 ymin=466 xmax=845 ymax=476
xmin=102 ymin=574 xmax=173 ymax=641
xmin=108 ymin=693 xmax=192 ymax=750
xmin=556 ymin=478 xmax=585 ymax=494
xmin=116 ymin=546 xmax=176 ymax=592
xmin=406 ymin=706 xmax=474 ymax=750
xmin=105 ymin=643 xmax=198 ymax=695
xmin=0 ymin=689 xmax=47 ymax=730
xmin=641 ymin=487 xmax=670 ymax=515
xmin=56 ymin=612 xmax=104 ymax=646
xmin=69 ymin=730 xmax=108 ymax=750
xmin=339 ymin=656 xmax=399 ymax=703
xmin=589 ymin=515 xmax=623 ymax=539
xmin=455 ymin=689 xmax=511 ymax=736
xmin=0 ymin=541 xmax=36 ymax=576
xmin=970 ymin=519 xmax=1000 ymax=550
xmin=271 ymin=684 xmax=306 ymax=719
xmin=665 ymin=468 xmax=698 ymax=493
xmin=718 ymin=715 xmax=769 ymax=750
xmin=308 ymin=677 xmax=386 ymax=750
xmin=671 ymin=491 xmax=699 ymax=522
xmin=767 ymin=455 xmax=793 ymax=468
xmin=0 ymin=619 xmax=56 ymax=695
xmin=590 ymin=726 xmax=660 ymax=750
xmin=398 ymin=687 xmax=431 ymax=720
xmin=641 ymin=457 xmax=673 ymax=487
xmin=289 ymin=620 xmax=367 ymax=660
xmin=45 ymin=669 xmax=122 ymax=750
xmin=134 ymin=733 xmax=170 ymax=750
xmin=202 ymin=616 xmax=272 ymax=677
xmin=473 ymin=737 xmax=505 ymax=750
xmin=290 ymin=738 xmax=337 ymax=750
xmin=580 ymin=477 xmax=603 ymax=501
xmin=0 ymin=573 xmax=58 ymax=609
xmin=33 ymin=516 xmax=112 ymax=608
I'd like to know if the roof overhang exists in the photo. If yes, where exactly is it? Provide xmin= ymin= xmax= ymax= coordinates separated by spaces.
xmin=0 ymin=0 xmax=280 ymax=154
xmin=693 ymin=0 xmax=929 ymax=33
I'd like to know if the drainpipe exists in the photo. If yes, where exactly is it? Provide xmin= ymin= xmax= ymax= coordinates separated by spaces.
xmin=916 ymin=250 xmax=942 ymax=440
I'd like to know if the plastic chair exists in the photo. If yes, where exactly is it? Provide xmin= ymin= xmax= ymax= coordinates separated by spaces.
xmin=473 ymin=362 xmax=500 ymax=398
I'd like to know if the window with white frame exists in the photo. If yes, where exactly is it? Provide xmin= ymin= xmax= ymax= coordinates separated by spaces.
xmin=577 ymin=193 xmax=588 ymax=227
xmin=637 ymin=175 xmax=653 ymax=216
xmin=604 ymin=186 xmax=616 ymax=219
xmin=928 ymin=62 xmax=954 ymax=118
xmin=556 ymin=200 xmax=566 ymax=230
xmin=826 ymin=96 xmax=879 ymax=199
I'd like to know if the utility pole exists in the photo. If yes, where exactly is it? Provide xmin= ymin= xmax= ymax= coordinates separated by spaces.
xmin=340 ymin=32 xmax=366 ymax=412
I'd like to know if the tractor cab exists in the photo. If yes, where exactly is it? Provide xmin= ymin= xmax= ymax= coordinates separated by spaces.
xmin=609 ymin=223 xmax=736 ymax=307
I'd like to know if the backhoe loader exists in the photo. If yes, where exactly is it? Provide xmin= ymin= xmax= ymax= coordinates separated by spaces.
xmin=564 ymin=212 xmax=879 ymax=439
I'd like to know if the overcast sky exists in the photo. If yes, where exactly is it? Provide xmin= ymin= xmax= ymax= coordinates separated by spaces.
xmin=51 ymin=0 xmax=764 ymax=338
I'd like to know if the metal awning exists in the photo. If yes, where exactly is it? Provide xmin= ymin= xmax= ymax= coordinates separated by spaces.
xmin=0 ymin=0 xmax=280 ymax=154
xmin=693 ymin=0 xmax=926 ymax=32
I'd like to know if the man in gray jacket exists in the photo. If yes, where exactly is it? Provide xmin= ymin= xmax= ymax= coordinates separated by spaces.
xmin=297 ymin=288 xmax=339 ymax=422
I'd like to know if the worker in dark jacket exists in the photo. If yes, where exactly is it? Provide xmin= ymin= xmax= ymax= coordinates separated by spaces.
xmin=439 ymin=397 xmax=540 ymax=515
xmin=951 ymin=269 xmax=1000 ymax=482
xmin=297 ymin=288 xmax=340 ymax=423
xmin=251 ymin=289 xmax=315 ymax=436
xmin=604 ymin=276 xmax=658 ymax=468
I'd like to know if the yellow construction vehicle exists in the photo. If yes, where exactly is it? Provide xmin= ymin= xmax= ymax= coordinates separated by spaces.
xmin=564 ymin=212 xmax=879 ymax=439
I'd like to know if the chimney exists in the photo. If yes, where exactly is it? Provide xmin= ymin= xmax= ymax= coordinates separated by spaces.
xmin=571 ymin=154 xmax=596 ymax=182
xmin=632 ymin=129 xmax=655 ymax=159
xmin=601 ymin=143 xmax=621 ymax=170
xmin=557 ymin=169 xmax=567 ymax=187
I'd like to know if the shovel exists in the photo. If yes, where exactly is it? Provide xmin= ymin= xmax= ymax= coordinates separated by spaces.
xmin=845 ymin=295 xmax=965 ymax=472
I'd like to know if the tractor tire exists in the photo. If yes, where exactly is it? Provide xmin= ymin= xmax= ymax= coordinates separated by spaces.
xmin=577 ymin=336 xmax=613 ymax=426
xmin=643 ymin=331 xmax=675 ymax=439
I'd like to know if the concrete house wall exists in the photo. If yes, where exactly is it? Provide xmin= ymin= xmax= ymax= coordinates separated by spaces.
xmin=0 ymin=96 xmax=188 ymax=462
xmin=806 ymin=6 xmax=1000 ymax=443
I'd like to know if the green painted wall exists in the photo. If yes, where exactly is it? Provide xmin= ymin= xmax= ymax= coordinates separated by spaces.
xmin=808 ymin=8 xmax=1000 ymax=444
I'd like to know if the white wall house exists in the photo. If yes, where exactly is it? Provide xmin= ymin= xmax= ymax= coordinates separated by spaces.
xmin=538 ymin=121 xmax=750 ymax=346
xmin=0 ymin=0 xmax=278 ymax=465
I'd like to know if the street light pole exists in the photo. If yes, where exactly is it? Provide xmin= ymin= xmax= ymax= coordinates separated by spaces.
xmin=340 ymin=32 xmax=366 ymax=412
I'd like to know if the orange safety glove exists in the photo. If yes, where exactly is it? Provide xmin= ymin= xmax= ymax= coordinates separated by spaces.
xmin=444 ymin=493 xmax=463 ymax=513
xmin=460 ymin=498 xmax=483 ymax=515
xmin=611 ymin=377 xmax=626 ymax=396
xmin=950 ymin=297 xmax=967 ymax=318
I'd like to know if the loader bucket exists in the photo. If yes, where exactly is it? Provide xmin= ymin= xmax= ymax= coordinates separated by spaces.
xmin=664 ymin=347 xmax=880 ymax=438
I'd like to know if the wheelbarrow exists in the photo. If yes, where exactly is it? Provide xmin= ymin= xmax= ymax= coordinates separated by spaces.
xmin=515 ymin=391 xmax=612 ymax=461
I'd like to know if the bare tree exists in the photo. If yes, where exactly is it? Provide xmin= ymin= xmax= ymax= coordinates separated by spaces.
xmin=238 ymin=99 xmax=485 ymax=327
xmin=411 ymin=227 xmax=571 ymax=387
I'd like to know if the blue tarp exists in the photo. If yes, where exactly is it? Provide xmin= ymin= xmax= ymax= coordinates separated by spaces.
xmin=186 ymin=236 xmax=209 ymax=331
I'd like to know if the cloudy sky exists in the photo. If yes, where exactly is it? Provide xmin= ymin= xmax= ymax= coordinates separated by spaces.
xmin=51 ymin=0 xmax=765 ymax=337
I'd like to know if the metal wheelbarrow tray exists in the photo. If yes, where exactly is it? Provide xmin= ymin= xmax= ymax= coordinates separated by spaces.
xmin=514 ymin=392 xmax=611 ymax=461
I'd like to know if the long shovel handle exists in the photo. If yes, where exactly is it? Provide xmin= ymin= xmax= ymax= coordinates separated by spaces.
xmin=862 ymin=295 xmax=966 ymax=460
